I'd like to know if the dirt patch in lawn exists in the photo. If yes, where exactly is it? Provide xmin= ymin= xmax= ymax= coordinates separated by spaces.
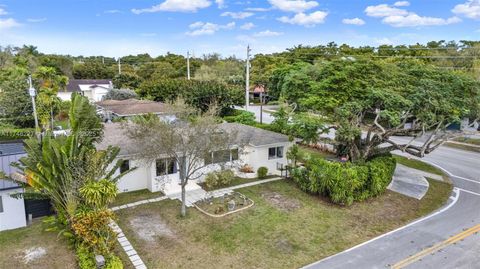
xmin=22 ymin=247 xmax=47 ymax=264
xmin=129 ymin=213 xmax=176 ymax=243
xmin=261 ymin=190 xmax=301 ymax=212
xmin=0 ymin=220 xmax=76 ymax=269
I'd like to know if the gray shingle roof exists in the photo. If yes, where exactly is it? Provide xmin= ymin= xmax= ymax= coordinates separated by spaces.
xmin=96 ymin=99 xmax=168 ymax=116
xmin=96 ymin=122 xmax=290 ymax=156
xmin=64 ymin=79 xmax=112 ymax=93
xmin=0 ymin=142 xmax=25 ymax=156
xmin=218 ymin=122 xmax=290 ymax=147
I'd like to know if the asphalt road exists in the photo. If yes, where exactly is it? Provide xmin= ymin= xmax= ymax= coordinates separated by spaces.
xmin=303 ymin=144 xmax=480 ymax=269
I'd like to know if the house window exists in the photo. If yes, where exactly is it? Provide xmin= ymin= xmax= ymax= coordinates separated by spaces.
xmin=0 ymin=196 xmax=3 ymax=213
xmin=268 ymin=146 xmax=284 ymax=159
xmin=231 ymin=149 xmax=239 ymax=161
xmin=156 ymin=158 xmax=177 ymax=176
xmin=205 ymin=149 xmax=239 ymax=165
xmin=120 ymin=160 xmax=130 ymax=174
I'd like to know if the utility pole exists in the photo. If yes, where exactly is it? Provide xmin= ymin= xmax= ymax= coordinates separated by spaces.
xmin=187 ymin=51 xmax=191 ymax=80
xmin=245 ymin=45 xmax=251 ymax=111
xmin=118 ymin=57 xmax=122 ymax=75
xmin=28 ymin=75 xmax=40 ymax=141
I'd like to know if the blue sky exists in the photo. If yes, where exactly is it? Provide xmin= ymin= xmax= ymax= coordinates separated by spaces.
xmin=0 ymin=0 xmax=479 ymax=58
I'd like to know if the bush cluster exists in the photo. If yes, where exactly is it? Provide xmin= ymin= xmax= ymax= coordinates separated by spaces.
xmin=292 ymin=156 xmax=396 ymax=205
xmin=257 ymin=167 xmax=268 ymax=178
xmin=204 ymin=170 xmax=235 ymax=189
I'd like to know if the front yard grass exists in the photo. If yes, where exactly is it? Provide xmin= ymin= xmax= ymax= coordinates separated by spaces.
xmin=112 ymin=189 xmax=164 ymax=207
xmin=0 ymin=219 xmax=77 ymax=269
xmin=444 ymin=142 xmax=480 ymax=153
xmin=116 ymin=178 xmax=452 ymax=269
xmin=393 ymin=155 xmax=444 ymax=176
xmin=298 ymin=145 xmax=336 ymax=161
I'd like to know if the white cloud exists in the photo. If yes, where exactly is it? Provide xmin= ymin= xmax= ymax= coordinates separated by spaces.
xmin=268 ymin=0 xmax=318 ymax=13
xmin=245 ymin=7 xmax=271 ymax=12
xmin=366 ymin=3 xmax=462 ymax=27
xmin=132 ymin=0 xmax=211 ymax=13
xmin=253 ymin=30 xmax=284 ymax=37
xmin=0 ymin=18 xmax=21 ymax=30
xmin=393 ymin=1 xmax=410 ymax=7
xmin=0 ymin=8 xmax=8 ymax=15
xmin=27 ymin=18 xmax=47 ymax=23
xmin=452 ymin=0 xmax=480 ymax=19
xmin=342 ymin=18 xmax=365 ymax=25
xmin=278 ymin=11 xmax=328 ymax=26
xmin=383 ymin=14 xmax=461 ymax=27
xmin=216 ymin=0 xmax=226 ymax=9
xmin=221 ymin=11 xmax=254 ymax=19
xmin=365 ymin=4 xmax=408 ymax=17
xmin=186 ymin=21 xmax=235 ymax=36
xmin=240 ymin=22 xmax=255 ymax=30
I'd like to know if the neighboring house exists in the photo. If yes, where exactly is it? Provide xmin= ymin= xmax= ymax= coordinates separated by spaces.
xmin=58 ymin=79 xmax=113 ymax=102
xmin=96 ymin=99 xmax=170 ymax=122
xmin=0 ymin=142 xmax=27 ymax=231
xmin=96 ymin=122 xmax=292 ymax=195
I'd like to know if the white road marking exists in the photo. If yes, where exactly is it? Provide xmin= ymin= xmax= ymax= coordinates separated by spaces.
xmin=301 ymin=188 xmax=461 ymax=268
xmin=457 ymin=188 xmax=480 ymax=196
xmin=421 ymin=160 xmax=480 ymax=184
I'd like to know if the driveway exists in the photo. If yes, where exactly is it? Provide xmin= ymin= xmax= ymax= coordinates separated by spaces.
xmin=303 ymin=145 xmax=480 ymax=269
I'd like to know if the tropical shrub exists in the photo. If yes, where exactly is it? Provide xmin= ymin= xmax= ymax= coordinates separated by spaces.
xmin=292 ymin=156 xmax=396 ymax=205
xmin=103 ymin=88 xmax=138 ymax=100
xmin=71 ymin=209 xmax=116 ymax=255
xmin=76 ymin=244 xmax=96 ymax=269
xmin=204 ymin=170 xmax=235 ymax=189
xmin=223 ymin=110 xmax=256 ymax=125
xmin=257 ymin=167 xmax=268 ymax=178
xmin=105 ymin=255 xmax=124 ymax=269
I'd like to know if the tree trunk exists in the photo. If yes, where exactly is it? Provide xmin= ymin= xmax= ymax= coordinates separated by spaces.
xmin=181 ymin=184 xmax=186 ymax=217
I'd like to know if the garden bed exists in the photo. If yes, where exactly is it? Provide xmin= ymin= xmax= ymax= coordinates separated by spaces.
xmin=194 ymin=192 xmax=254 ymax=217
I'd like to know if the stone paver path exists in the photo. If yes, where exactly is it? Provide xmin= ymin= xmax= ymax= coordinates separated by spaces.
xmin=109 ymin=221 xmax=147 ymax=269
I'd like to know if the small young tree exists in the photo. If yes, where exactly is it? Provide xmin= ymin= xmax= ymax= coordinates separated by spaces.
xmin=124 ymin=99 xmax=238 ymax=217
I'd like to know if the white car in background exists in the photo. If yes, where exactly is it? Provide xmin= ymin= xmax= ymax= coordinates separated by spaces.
xmin=53 ymin=126 xmax=69 ymax=137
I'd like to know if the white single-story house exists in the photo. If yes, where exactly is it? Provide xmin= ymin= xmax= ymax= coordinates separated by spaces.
xmin=58 ymin=79 xmax=113 ymax=102
xmin=0 ymin=143 xmax=27 ymax=232
xmin=97 ymin=122 xmax=293 ymax=195
xmin=96 ymin=99 xmax=170 ymax=122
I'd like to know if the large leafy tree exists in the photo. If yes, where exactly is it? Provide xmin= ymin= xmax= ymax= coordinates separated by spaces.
xmin=138 ymin=78 xmax=243 ymax=115
xmin=275 ymin=59 xmax=480 ymax=161
xmin=14 ymin=94 xmax=126 ymax=223
xmin=0 ymin=66 xmax=33 ymax=127
xmin=124 ymin=99 xmax=238 ymax=217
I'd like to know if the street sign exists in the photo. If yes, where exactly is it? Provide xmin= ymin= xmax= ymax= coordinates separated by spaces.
xmin=28 ymin=87 xmax=36 ymax=97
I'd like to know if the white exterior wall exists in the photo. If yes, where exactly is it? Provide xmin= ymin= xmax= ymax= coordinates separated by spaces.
xmin=116 ymin=159 xmax=151 ymax=193
xmin=0 ymin=189 xmax=26 ymax=231
xmin=57 ymin=92 xmax=72 ymax=101
xmin=79 ymin=85 xmax=110 ymax=102
xmin=245 ymin=142 xmax=292 ymax=175
xmin=114 ymin=142 xmax=292 ymax=194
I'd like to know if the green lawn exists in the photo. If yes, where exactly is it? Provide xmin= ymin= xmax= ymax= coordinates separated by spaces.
xmin=444 ymin=142 xmax=480 ymax=153
xmin=452 ymin=137 xmax=480 ymax=145
xmin=298 ymin=145 xmax=336 ymax=161
xmin=116 ymin=179 xmax=452 ymax=269
xmin=0 ymin=219 xmax=77 ymax=269
xmin=112 ymin=189 xmax=164 ymax=207
xmin=393 ymin=155 xmax=444 ymax=176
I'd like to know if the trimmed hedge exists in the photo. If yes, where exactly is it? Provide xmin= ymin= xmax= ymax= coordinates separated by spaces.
xmin=292 ymin=156 xmax=396 ymax=205
xmin=257 ymin=167 xmax=268 ymax=179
